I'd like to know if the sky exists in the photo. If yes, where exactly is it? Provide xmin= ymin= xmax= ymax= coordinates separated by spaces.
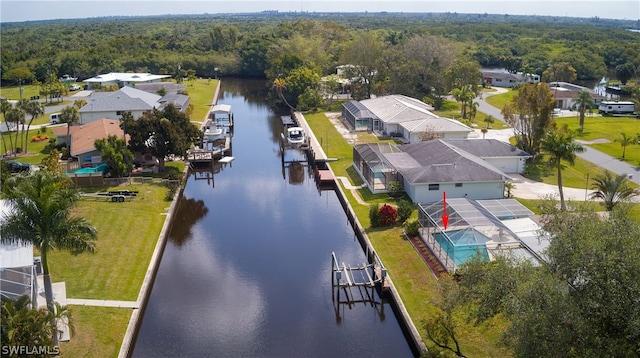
xmin=1 ymin=0 xmax=639 ymax=23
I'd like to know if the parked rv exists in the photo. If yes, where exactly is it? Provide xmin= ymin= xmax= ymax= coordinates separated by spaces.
xmin=598 ymin=101 xmax=635 ymax=115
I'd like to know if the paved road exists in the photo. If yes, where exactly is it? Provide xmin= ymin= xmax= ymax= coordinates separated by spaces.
xmin=475 ymin=87 xmax=640 ymax=201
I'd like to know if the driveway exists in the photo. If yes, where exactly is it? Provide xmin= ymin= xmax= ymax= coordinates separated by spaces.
xmin=475 ymin=87 xmax=640 ymax=188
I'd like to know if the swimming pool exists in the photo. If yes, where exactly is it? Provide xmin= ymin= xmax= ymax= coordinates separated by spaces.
xmin=432 ymin=229 xmax=490 ymax=267
xmin=69 ymin=163 xmax=110 ymax=174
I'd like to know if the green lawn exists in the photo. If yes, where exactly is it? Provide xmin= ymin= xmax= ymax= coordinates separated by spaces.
xmin=305 ymin=110 xmax=512 ymax=357
xmin=59 ymin=306 xmax=132 ymax=358
xmin=484 ymin=88 xmax=518 ymax=111
xmin=46 ymin=183 xmax=169 ymax=301
xmin=554 ymin=115 xmax=640 ymax=166
xmin=185 ymin=78 xmax=219 ymax=123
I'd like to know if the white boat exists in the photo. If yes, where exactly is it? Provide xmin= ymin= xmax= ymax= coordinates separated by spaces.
xmin=286 ymin=126 xmax=305 ymax=146
xmin=203 ymin=121 xmax=225 ymax=141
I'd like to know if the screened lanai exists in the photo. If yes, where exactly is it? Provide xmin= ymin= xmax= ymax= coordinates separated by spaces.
xmin=342 ymin=100 xmax=380 ymax=131
xmin=353 ymin=143 xmax=403 ymax=192
xmin=417 ymin=198 xmax=538 ymax=272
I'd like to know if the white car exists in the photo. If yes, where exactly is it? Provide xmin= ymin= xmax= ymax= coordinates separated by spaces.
xmin=69 ymin=84 xmax=81 ymax=91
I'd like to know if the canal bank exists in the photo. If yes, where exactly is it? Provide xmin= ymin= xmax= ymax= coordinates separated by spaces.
xmin=295 ymin=111 xmax=428 ymax=356
xmin=117 ymin=82 xmax=222 ymax=358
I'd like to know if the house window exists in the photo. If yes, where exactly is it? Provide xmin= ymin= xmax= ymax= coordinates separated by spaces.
xmin=455 ymin=183 xmax=463 ymax=188
xmin=116 ymin=111 xmax=122 ymax=116
xmin=428 ymin=184 xmax=439 ymax=191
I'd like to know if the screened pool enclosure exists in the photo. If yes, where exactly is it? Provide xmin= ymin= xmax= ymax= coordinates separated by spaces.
xmin=417 ymin=198 xmax=536 ymax=272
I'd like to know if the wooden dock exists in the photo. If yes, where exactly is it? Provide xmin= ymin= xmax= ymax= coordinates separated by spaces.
xmin=186 ymin=137 xmax=232 ymax=165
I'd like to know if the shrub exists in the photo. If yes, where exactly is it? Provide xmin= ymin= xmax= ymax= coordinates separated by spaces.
xmin=403 ymin=218 xmax=420 ymax=237
xmin=378 ymin=203 xmax=398 ymax=226
xmin=388 ymin=181 xmax=403 ymax=198
xmin=397 ymin=199 xmax=413 ymax=222
xmin=369 ymin=203 xmax=380 ymax=227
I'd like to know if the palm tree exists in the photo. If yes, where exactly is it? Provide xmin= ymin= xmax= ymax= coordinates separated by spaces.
xmin=589 ymin=170 xmax=639 ymax=211
xmin=573 ymin=90 xmax=594 ymax=130
xmin=21 ymin=100 xmax=45 ymax=154
xmin=1 ymin=295 xmax=72 ymax=349
xmin=59 ymin=105 xmax=80 ymax=157
xmin=0 ymin=170 xmax=97 ymax=346
xmin=5 ymin=106 xmax=25 ymax=156
xmin=483 ymin=115 xmax=495 ymax=129
xmin=481 ymin=127 xmax=488 ymax=139
xmin=541 ymin=130 xmax=585 ymax=210
xmin=451 ymin=84 xmax=476 ymax=119
xmin=1 ymin=99 xmax=13 ymax=155
xmin=614 ymin=132 xmax=634 ymax=160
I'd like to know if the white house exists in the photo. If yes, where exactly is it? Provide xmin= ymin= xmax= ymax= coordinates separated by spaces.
xmin=79 ymin=86 xmax=161 ymax=124
xmin=353 ymin=139 xmax=530 ymax=203
xmin=343 ymin=95 xmax=473 ymax=141
xmin=83 ymin=72 xmax=171 ymax=88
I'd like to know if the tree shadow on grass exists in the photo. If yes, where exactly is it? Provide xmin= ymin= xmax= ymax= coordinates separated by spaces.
xmin=523 ymin=159 xmax=553 ymax=182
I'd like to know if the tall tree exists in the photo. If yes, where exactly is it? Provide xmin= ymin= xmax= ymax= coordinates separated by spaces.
xmin=614 ymin=132 xmax=634 ymax=159
xmin=122 ymin=104 xmax=201 ymax=172
xmin=572 ymin=90 xmax=595 ymax=130
xmin=540 ymin=130 xmax=585 ymax=210
xmin=1 ymin=99 xmax=11 ymax=155
xmin=19 ymin=100 xmax=45 ymax=154
xmin=94 ymin=135 xmax=134 ymax=178
xmin=542 ymin=61 xmax=577 ymax=84
xmin=451 ymin=85 xmax=477 ymax=119
xmin=59 ymin=105 xmax=80 ymax=157
xmin=502 ymin=82 xmax=556 ymax=157
xmin=456 ymin=207 xmax=640 ymax=357
xmin=340 ymin=32 xmax=383 ymax=100
xmin=0 ymin=170 xmax=97 ymax=346
xmin=589 ymin=170 xmax=639 ymax=211
xmin=5 ymin=106 xmax=25 ymax=156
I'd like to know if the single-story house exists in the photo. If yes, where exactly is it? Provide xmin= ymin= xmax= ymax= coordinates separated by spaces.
xmin=134 ymin=82 xmax=186 ymax=95
xmin=51 ymin=118 xmax=126 ymax=165
xmin=481 ymin=69 xmax=540 ymax=88
xmin=342 ymin=95 xmax=473 ymax=142
xmin=78 ymin=86 xmax=189 ymax=124
xmin=548 ymin=82 xmax=606 ymax=110
xmin=354 ymin=139 xmax=524 ymax=203
xmin=441 ymin=139 xmax=531 ymax=174
xmin=83 ymin=72 xmax=171 ymax=89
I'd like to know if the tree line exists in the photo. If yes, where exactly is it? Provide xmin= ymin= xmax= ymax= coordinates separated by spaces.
xmin=2 ymin=14 xmax=639 ymax=92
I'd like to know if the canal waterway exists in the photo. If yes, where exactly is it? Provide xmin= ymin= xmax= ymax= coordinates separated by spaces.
xmin=132 ymin=79 xmax=414 ymax=357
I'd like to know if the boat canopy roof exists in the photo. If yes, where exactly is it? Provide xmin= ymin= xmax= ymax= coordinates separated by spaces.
xmin=210 ymin=104 xmax=232 ymax=115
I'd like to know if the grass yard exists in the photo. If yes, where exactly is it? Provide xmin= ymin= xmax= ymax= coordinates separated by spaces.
xmin=184 ymin=78 xmax=219 ymax=123
xmin=554 ymin=115 xmax=640 ymax=166
xmin=484 ymin=88 xmax=518 ymax=110
xmin=305 ymin=110 xmax=513 ymax=357
xmin=58 ymin=306 xmax=132 ymax=358
xmin=46 ymin=183 xmax=169 ymax=300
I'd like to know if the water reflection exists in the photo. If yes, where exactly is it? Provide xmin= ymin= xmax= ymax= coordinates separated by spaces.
xmin=133 ymin=78 xmax=414 ymax=358
xmin=168 ymin=196 xmax=209 ymax=247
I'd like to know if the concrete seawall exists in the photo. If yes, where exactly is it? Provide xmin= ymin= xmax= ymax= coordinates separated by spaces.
xmin=295 ymin=111 xmax=428 ymax=356
xmin=117 ymin=81 xmax=222 ymax=358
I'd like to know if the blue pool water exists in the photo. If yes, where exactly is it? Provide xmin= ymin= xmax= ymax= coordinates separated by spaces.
xmin=70 ymin=163 xmax=109 ymax=174
xmin=433 ymin=229 xmax=490 ymax=267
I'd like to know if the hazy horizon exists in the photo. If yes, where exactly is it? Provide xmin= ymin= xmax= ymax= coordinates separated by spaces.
xmin=1 ymin=0 xmax=639 ymax=23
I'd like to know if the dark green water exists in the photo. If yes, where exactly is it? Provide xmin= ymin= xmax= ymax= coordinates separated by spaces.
xmin=132 ymin=79 xmax=414 ymax=357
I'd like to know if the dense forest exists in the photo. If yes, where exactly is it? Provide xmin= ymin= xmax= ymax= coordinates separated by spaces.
xmin=2 ymin=12 xmax=639 ymax=107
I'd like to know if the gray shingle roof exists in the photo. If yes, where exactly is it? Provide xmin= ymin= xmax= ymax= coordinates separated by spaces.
xmin=392 ymin=140 xmax=506 ymax=184
xmin=79 ymin=87 xmax=161 ymax=113
xmin=442 ymin=139 xmax=531 ymax=158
